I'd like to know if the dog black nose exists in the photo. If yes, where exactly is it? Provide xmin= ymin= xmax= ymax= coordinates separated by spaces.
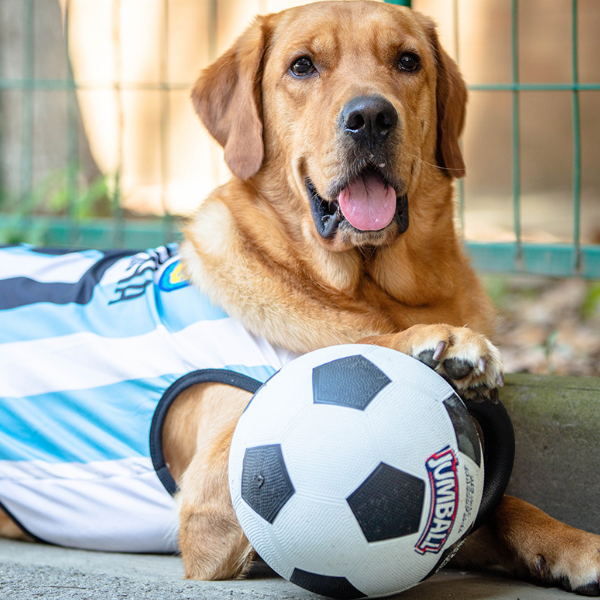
xmin=341 ymin=95 xmax=398 ymax=148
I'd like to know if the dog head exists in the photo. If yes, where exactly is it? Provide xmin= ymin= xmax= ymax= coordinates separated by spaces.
xmin=192 ymin=1 xmax=466 ymax=252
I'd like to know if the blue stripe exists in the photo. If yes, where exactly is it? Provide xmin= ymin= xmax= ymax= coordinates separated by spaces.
xmin=0 ymin=281 xmax=228 ymax=343
xmin=0 ymin=376 xmax=173 ymax=463
xmin=156 ymin=284 xmax=229 ymax=333
xmin=0 ymin=365 xmax=277 ymax=464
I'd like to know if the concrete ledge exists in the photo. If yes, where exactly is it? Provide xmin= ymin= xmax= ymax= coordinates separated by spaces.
xmin=0 ymin=538 xmax=578 ymax=599
xmin=502 ymin=373 xmax=600 ymax=534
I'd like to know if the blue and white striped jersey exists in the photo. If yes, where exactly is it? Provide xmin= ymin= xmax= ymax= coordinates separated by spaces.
xmin=0 ymin=244 xmax=296 ymax=552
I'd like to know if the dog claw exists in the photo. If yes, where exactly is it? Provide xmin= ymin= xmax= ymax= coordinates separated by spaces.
xmin=417 ymin=349 xmax=439 ymax=369
xmin=465 ymin=389 xmax=486 ymax=403
xmin=497 ymin=372 xmax=505 ymax=387
xmin=432 ymin=340 xmax=447 ymax=361
xmin=535 ymin=554 xmax=549 ymax=580
xmin=478 ymin=357 xmax=486 ymax=374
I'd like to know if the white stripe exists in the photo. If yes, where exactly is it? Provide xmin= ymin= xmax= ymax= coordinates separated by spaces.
xmin=0 ymin=317 xmax=294 ymax=398
xmin=0 ymin=457 xmax=179 ymax=552
xmin=0 ymin=249 xmax=104 ymax=283
xmin=0 ymin=456 xmax=154 ymax=482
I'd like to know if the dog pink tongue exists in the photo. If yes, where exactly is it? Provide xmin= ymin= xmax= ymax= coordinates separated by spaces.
xmin=338 ymin=172 xmax=396 ymax=231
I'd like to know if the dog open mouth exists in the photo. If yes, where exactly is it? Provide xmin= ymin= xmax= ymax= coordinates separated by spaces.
xmin=307 ymin=168 xmax=408 ymax=239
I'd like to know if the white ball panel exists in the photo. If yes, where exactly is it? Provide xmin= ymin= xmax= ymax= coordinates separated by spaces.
xmin=352 ymin=345 xmax=455 ymax=401
xmin=366 ymin=383 xmax=457 ymax=478
xmin=231 ymin=494 xmax=292 ymax=580
xmin=346 ymin=535 xmax=437 ymax=598
xmin=232 ymin=373 xmax=313 ymax=448
xmin=282 ymin=404 xmax=380 ymax=500
xmin=272 ymin=493 xmax=366 ymax=576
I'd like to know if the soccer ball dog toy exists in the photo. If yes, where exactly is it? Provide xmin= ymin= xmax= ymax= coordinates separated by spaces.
xmin=229 ymin=344 xmax=514 ymax=598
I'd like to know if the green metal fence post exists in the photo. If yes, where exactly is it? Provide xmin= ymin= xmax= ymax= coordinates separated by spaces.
xmin=511 ymin=0 xmax=522 ymax=267
xmin=64 ymin=0 xmax=80 ymax=245
xmin=571 ymin=0 xmax=582 ymax=273
xmin=20 ymin=0 xmax=34 ymax=210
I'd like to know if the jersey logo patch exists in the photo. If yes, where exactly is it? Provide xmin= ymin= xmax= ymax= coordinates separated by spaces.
xmin=159 ymin=261 xmax=189 ymax=291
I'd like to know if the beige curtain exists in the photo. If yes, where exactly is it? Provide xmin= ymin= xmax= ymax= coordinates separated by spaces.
xmin=60 ymin=0 xmax=326 ymax=217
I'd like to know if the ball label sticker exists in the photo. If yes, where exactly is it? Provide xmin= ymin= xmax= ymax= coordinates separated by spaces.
xmin=415 ymin=446 xmax=458 ymax=554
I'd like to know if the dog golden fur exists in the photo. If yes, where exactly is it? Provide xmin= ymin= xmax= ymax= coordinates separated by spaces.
xmin=2 ymin=1 xmax=600 ymax=593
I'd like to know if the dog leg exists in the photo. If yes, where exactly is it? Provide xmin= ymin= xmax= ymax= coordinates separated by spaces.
xmin=175 ymin=384 xmax=256 ymax=580
xmin=0 ymin=508 xmax=30 ymax=541
xmin=360 ymin=323 xmax=504 ymax=400
xmin=453 ymin=495 xmax=600 ymax=595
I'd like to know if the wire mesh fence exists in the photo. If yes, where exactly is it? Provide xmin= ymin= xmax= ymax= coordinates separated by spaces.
xmin=0 ymin=0 xmax=598 ymax=277
xmin=392 ymin=0 xmax=600 ymax=278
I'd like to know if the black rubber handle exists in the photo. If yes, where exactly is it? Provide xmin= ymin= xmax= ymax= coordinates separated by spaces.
xmin=464 ymin=397 xmax=515 ymax=532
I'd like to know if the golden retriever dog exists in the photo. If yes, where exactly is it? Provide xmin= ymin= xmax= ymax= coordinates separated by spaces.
xmin=2 ymin=1 xmax=599 ymax=594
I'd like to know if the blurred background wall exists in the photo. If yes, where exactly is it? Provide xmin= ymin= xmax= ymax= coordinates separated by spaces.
xmin=418 ymin=0 xmax=600 ymax=243
xmin=0 ymin=0 xmax=598 ymax=244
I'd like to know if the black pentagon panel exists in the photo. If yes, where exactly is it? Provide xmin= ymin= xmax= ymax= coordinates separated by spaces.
xmin=419 ymin=541 xmax=463 ymax=583
xmin=290 ymin=568 xmax=367 ymax=599
xmin=443 ymin=394 xmax=482 ymax=467
xmin=312 ymin=355 xmax=391 ymax=410
xmin=347 ymin=462 xmax=425 ymax=543
xmin=241 ymin=444 xmax=295 ymax=524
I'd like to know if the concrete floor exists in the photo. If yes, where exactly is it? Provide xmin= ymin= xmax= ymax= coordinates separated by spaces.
xmin=0 ymin=538 xmax=578 ymax=600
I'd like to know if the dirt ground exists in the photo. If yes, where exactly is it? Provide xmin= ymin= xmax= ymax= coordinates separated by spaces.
xmin=486 ymin=276 xmax=600 ymax=377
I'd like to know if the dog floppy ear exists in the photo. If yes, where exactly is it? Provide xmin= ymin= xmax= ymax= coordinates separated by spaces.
xmin=425 ymin=21 xmax=467 ymax=179
xmin=191 ymin=16 xmax=271 ymax=180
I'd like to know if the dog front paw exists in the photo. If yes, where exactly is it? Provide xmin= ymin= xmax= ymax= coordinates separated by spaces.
xmin=531 ymin=529 xmax=600 ymax=596
xmin=456 ymin=496 xmax=600 ymax=596
xmin=368 ymin=324 xmax=504 ymax=402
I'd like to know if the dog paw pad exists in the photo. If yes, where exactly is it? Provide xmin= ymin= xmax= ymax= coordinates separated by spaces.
xmin=416 ymin=349 xmax=439 ymax=369
xmin=442 ymin=357 xmax=474 ymax=381
xmin=572 ymin=581 xmax=600 ymax=597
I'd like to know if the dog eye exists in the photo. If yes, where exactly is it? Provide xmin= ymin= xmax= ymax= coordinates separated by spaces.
xmin=398 ymin=52 xmax=420 ymax=72
xmin=290 ymin=56 xmax=316 ymax=77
